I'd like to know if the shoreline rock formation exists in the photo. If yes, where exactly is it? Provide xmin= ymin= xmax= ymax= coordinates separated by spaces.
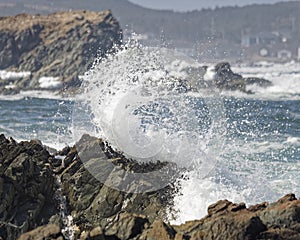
xmin=1 ymin=134 xmax=300 ymax=240
xmin=0 ymin=10 xmax=122 ymax=95
xmin=173 ymin=62 xmax=272 ymax=94
xmin=0 ymin=134 xmax=175 ymax=240
xmin=213 ymin=62 xmax=272 ymax=93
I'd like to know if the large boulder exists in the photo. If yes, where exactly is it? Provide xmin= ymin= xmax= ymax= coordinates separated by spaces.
xmin=213 ymin=62 xmax=272 ymax=93
xmin=17 ymin=224 xmax=64 ymax=240
xmin=0 ymin=10 xmax=122 ymax=94
xmin=176 ymin=62 xmax=272 ymax=94
xmin=56 ymin=134 xmax=177 ymax=239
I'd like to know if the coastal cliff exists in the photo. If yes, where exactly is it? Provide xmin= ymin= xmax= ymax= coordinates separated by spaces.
xmin=0 ymin=10 xmax=122 ymax=94
xmin=1 ymin=134 xmax=300 ymax=240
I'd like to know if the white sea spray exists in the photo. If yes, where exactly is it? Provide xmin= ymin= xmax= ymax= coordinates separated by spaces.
xmin=70 ymin=42 xmax=300 ymax=223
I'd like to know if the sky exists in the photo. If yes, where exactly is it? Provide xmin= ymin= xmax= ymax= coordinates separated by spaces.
xmin=128 ymin=0 xmax=296 ymax=11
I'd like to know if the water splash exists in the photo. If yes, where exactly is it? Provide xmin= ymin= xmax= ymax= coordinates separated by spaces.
xmin=54 ymin=177 xmax=74 ymax=240
xmin=231 ymin=61 xmax=300 ymax=100
xmin=72 ymin=41 xmax=299 ymax=222
xmin=72 ymin=42 xmax=226 ymax=193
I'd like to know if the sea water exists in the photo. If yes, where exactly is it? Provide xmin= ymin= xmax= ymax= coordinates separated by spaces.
xmin=0 ymin=45 xmax=299 ymax=224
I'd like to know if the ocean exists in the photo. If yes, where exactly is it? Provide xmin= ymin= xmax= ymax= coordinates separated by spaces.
xmin=0 ymin=46 xmax=299 ymax=224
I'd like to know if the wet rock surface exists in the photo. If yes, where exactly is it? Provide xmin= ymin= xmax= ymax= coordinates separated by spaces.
xmin=172 ymin=195 xmax=300 ymax=240
xmin=57 ymin=134 xmax=176 ymax=239
xmin=0 ymin=10 xmax=122 ymax=95
xmin=0 ymin=134 xmax=174 ymax=239
xmin=1 ymin=134 xmax=300 ymax=240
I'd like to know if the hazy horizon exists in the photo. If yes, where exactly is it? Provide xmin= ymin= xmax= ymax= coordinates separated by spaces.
xmin=128 ymin=0 xmax=298 ymax=11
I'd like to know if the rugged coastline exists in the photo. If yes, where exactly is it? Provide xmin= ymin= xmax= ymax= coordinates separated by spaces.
xmin=0 ymin=10 xmax=296 ymax=240
xmin=0 ymin=10 xmax=122 ymax=95
xmin=0 ymin=10 xmax=272 ymax=96
xmin=1 ymin=134 xmax=300 ymax=240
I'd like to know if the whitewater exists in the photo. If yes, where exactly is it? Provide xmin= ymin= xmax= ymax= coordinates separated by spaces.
xmin=0 ymin=44 xmax=299 ymax=224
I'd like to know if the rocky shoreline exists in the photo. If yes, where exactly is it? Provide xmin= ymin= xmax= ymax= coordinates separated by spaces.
xmin=1 ymin=134 xmax=300 ymax=240
xmin=0 ymin=10 xmax=273 ymax=96
xmin=0 ymin=10 xmax=122 ymax=95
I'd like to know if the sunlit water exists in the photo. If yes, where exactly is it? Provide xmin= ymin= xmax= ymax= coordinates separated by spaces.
xmin=0 ymin=45 xmax=299 ymax=224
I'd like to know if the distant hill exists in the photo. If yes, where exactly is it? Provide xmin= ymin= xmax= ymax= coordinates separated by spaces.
xmin=1 ymin=0 xmax=300 ymax=61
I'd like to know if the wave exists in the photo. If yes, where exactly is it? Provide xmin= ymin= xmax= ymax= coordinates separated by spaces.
xmin=71 ymin=42 xmax=300 ymax=222
xmin=1 ymin=42 xmax=298 ymax=223
xmin=0 ymin=70 xmax=31 ymax=80
xmin=75 ymin=43 xmax=225 ymax=165
xmin=0 ymin=90 xmax=71 ymax=101
xmin=231 ymin=61 xmax=300 ymax=100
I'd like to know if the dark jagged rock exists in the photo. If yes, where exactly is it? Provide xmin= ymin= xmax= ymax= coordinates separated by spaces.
xmin=17 ymin=224 xmax=64 ymax=240
xmin=138 ymin=220 xmax=176 ymax=240
xmin=214 ymin=62 xmax=272 ymax=93
xmin=19 ymin=193 xmax=300 ymax=240
xmin=104 ymin=213 xmax=149 ymax=240
xmin=258 ymin=194 xmax=300 ymax=230
xmin=0 ymin=134 xmax=58 ymax=240
xmin=58 ymin=134 xmax=177 ymax=239
xmin=1 ymin=134 xmax=175 ymax=240
xmin=2 ymin=134 xmax=300 ymax=240
xmin=244 ymin=77 xmax=273 ymax=88
xmin=0 ymin=10 xmax=122 ymax=95
xmin=172 ymin=194 xmax=300 ymax=240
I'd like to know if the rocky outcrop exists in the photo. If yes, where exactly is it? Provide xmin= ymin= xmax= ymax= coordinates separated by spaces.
xmin=0 ymin=134 xmax=175 ymax=240
xmin=172 ymin=194 xmax=300 ymax=240
xmin=176 ymin=62 xmax=272 ymax=94
xmin=17 ymin=193 xmax=300 ymax=240
xmin=17 ymin=224 xmax=64 ymax=240
xmin=56 ymin=134 xmax=176 ymax=239
xmin=0 ymin=135 xmax=57 ymax=240
xmin=0 ymin=10 xmax=122 ymax=94
xmin=2 ymin=134 xmax=300 ymax=240
xmin=213 ymin=62 xmax=272 ymax=93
